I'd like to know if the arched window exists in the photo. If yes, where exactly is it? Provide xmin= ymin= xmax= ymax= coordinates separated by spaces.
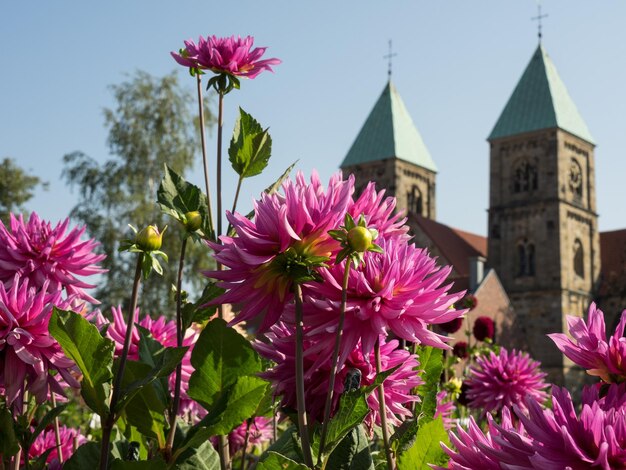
xmin=407 ymin=185 xmax=423 ymax=216
xmin=574 ymin=239 xmax=584 ymax=278
xmin=516 ymin=244 xmax=526 ymax=277
xmin=527 ymin=244 xmax=535 ymax=276
xmin=515 ymin=239 xmax=536 ymax=278
xmin=569 ymin=159 xmax=583 ymax=200
xmin=513 ymin=159 xmax=538 ymax=193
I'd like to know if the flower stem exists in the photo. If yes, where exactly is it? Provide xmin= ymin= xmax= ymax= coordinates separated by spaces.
xmin=165 ymin=237 xmax=188 ymax=459
xmin=100 ymin=253 xmax=143 ymax=470
xmin=226 ymin=176 xmax=243 ymax=236
xmin=196 ymin=74 xmax=214 ymax=240
xmin=375 ymin=338 xmax=396 ymax=470
xmin=217 ymin=437 xmax=230 ymax=470
xmin=51 ymin=393 xmax=63 ymax=464
xmin=317 ymin=261 xmax=351 ymax=464
xmin=293 ymin=283 xmax=314 ymax=468
xmin=240 ymin=418 xmax=252 ymax=470
xmin=11 ymin=387 xmax=27 ymax=470
xmin=216 ymin=91 xmax=224 ymax=240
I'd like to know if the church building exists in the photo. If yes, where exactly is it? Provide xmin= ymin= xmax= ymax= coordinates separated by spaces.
xmin=340 ymin=44 xmax=626 ymax=384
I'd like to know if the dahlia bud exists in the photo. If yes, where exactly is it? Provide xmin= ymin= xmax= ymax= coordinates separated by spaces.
xmin=136 ymin=225 xmax=166 ymax=251
xmin=184 ymin=211 xmax=202 ymax=232
xmin=473 ymin=316 xmax=495 ymax=342
xmin=347 ymin=226 xmax=373 ymax=253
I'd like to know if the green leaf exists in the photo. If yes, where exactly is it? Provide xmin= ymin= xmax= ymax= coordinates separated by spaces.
xmin=64 ymin=441 xmax=101 ymax=470
xmin=188 ymin=318 xmax=262 ymax=409
xmin=229 ymin=108 xmax=272 ymax=179
xmin=0 ymin=406 xmax=19 ymax=457
xmin=174 ymin=440 xmax=221 ymax=470
xmin=325 ymin=425 xmax=374 ymax=470
xmin=49 ymin=308 xmax=114 ymax=416
xmin=260 ymin=426 xmax=303 ymax=464
xmin=28 ymin=403 xmax=68 ymax=448
xmin=414 ymin=346 xmax=443 ymax=423
xmin=257 ymin=452 xmax=310 ymax=470
xmin=157 ymin=164 xmax=212 ymax=240
xmin=183 ymin=282 xmax=225 ymax=329
xmin=397 ymin=417 xmax=449 ymax=469
xmin=110 ymin=458 xmax=167 ymax=469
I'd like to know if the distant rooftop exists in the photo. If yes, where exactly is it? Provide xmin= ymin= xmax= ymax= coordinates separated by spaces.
xmin=341 ymin=81 xmax=437 ymax=172
xmin=489 ymin=44 xmax=594 ymax=144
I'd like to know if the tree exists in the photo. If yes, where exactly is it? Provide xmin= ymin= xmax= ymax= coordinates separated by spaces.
xmin=0 ymin=158 xmax=46 ymax=223
xmin=63 ymin=71 xmax=215 ymax=314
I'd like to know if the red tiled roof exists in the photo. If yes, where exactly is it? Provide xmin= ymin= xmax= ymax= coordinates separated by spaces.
xmin=409 ymin=214 xmax=487 ymax=277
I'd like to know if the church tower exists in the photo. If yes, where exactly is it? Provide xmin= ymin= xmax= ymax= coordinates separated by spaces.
xmin=340 ymin=81 xmax=437 ymax=219
xmin=487 ymin=45 xmax=600 ymax=383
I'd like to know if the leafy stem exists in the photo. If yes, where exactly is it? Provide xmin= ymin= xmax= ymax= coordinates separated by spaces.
xmin=375 ymin=338 xmax=396 ymax=470
xmin=196 ymin=73 xmax=215 ymax=241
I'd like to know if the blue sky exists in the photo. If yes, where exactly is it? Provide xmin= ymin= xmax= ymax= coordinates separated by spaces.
xmin=2 ymin=1 xmax=625 ymax=236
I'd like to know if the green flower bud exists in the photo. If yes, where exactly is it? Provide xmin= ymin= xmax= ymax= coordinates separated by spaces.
xmin=347 ymin=226 xmax=373 ymax=253
xmin=136 ymin=225 xmax=166 ymax=251
xmin=184 ymin=211 xmax=202 ymax=232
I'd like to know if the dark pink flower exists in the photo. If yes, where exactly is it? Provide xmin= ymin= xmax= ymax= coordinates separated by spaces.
xmin=304 ymin=236 xmax=465 ymax=364
xmin=171 ymin=35 xmax=280 ymax=79
xmin=0 ymin=213 xmax=106 ymax=304
xmin=452 ymin=341 xmax=469 ymax=359
xmin=208 ymin=172 xmax=354 ymax=332
xmin=0 ymin=276 xmax=79 ymax=405
xmin=473 ymin=316 xmax=495 ymax=341
xmin=434 ymin=391 xmax=456 ymax=430
xmin=228 ymin=417 xmax=273 ymax=455
xmin=256 ymin=323 xmax=421 ymax=428
xmin=29 ymin=425 xmax=86 ymax=470
xmin=549 ymin=302 xmax=626 ymax=382
xmin=106 ymin=306 xmax=200 ymax=419
xmin=466 ymin=348 xmax=548 ymax=414
xmin=440 ymin=317 xmax=464 ymax=334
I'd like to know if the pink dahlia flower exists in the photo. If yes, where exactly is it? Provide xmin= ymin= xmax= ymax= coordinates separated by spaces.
xmin=434 ymin=391 xmax=457 ymax=430
xmin=0 ymin=213 xmax=106 ymax=304
xmin=304 ymin=236 xmax=465 ymax=364
xmin=106 ymin=306 xmax=200 ymax=418
xmin=227 ymin=417 xmax=273 ymax=455
xmin=440 ymin=317 xmax=464 ymax=334
xmin=208 ymin=171 xmax=354 ymax=332
xmin=466 ymin=348 xmax=548 ymax=414
xmin=256 ymin=323 xmax=421 ymax=428
xmin=473 ymin=315 xmax=495 ymax=341
xmin=29 ymin=425 xmax=86 ymax=470
xmin=549 ymin=302 xmax=626 ymax=382
xmin=0 ymin=276 xmax=79 ymax=405
xmin=171 ymin=35 xmax=280 ymax=78
xmin=436 ymin=407 xmax=533 ymax=470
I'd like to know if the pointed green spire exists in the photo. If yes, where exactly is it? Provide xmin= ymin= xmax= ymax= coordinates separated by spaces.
xmin=489 ymin=45 xmax=593 ymax=144
xmin=341 ymin=81 xmax=437 ymax=172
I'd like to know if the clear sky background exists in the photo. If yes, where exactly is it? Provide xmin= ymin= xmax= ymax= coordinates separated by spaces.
xmin=2 ymin=1 xmax=625 ymax=237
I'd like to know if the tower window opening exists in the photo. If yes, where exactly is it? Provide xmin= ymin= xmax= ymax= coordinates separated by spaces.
xmin=513 ymin=159 xmax=538 ymax=193
xmin=407 ymin=185 xmax=423 ymax=216
xmin=515 ymin=239 xmax=536 ymax=277
xmin=574 ymin=239 xmax=584 ymax=278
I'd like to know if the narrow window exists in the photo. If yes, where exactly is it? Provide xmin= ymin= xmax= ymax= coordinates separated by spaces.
xmin=574 ymin=239 xmax=584 ymax=278
xmin=406 ymin=186 xmax=423 ymax=215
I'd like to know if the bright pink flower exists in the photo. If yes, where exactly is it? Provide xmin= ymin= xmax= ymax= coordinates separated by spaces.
xmin=466 ymin=348 xmax=548 ymax=414
xmin=29 ymin=425 xmax=86 ymax=470
xmin=106 ymin=306 xmax=200 ymax=418
xmin=0 ymin=276 xmax=79 ymax=405
xmin=436 ymin=407 xmax=533 ymax=470
xmin=549 ymin=302 xmax=626 ymax=382
xmin=228 ymin=417 xmax=273 ymax=455
xmin=208 ymin=171 xmax=354 ymax=332
xmin=256 ymin=323 xmax=421 ymax=429
xmin=171 ymin=35 xmax=280 ymax=78
xmin=434 ymin=391 xmax=456 ymax=430
xmin=473 ymin=316 xmax=495 ymax=341
xmin=0 ymin=213 xmax=106 ymax=304
xmin=304 ymin=236 xmax=465 ymax=363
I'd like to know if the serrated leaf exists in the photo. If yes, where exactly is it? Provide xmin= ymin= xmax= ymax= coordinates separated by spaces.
xmin=396 ymin=417 xmax=449 ymax=469
xmin=174 ymin=440 xmax=221 ymax=470
xmin=325 ymin=425 xmax=374 ymax=470
xmin=414 ymin=346 xmax=443 ymax=423
xmin=49 ymin=309 xmax=114 ymax=416
xmin=229 ymin=108 xmax=272 ymax=179
xmin=188 ymin=318 xmax=262 ymax=409
xmin=257 ymin=452 xmax=309 ymax=470
xmin=183 ymin=282 xmax=225 ymax=329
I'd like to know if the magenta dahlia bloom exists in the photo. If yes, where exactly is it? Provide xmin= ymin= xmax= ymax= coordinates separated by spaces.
xmin=228 ymin=417 xmax=273 ymax=455
xmin=549 ymin=302 xmax=626 ymax=383
xmin=171 ymin=35 xmax=280 ymax=78
xmin=29 ymin=425 xmax=86 ymax=470
xmin=256 ymin=323 xmax=421 ymax=428
xmin=0 ymin=213 xmax=106 ymax=304
xmin=434 ymin=391 xmax=456 ymax=430
xmin=466 ymin=348 xmax=548 ymax=414
xmin=0 ymin=276 xmax=79 ymax=405
xmin=106 ymin=306 xmax=200 ymax=418
xmin=208 ymin=171 xmax=354 ymax=331
xmin=452 ymin=341 xmax=469 ymax=359
xmin=304 ymin=236 xmax=465 ymax=363
xmin=436 ymin=407 xmax=533 ymax=470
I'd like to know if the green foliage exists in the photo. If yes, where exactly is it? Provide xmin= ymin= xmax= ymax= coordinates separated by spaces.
xmin=182 ymin=281 xmax=225 ymax=328
xmin=64 ymin=442 xmax=101 ymax=470
xmin=396 ymin=417 xmax=449 ymax=469
xmin=173 ymin=440 xmax=221 ymax=469
xmin=229 ymin=108 xmax=272 ymax=179
xmin=62 ymin=71 xmax=215 ymax=312
xmin=257 ymin=452 xmax=310 ymax=470
xmin=325 ymin=425 xmax=374 ymax=470
xmin=0 ymin=406 xmax=19 ymax=457
xmin=49 ymin=308 xmax=114 ymax=416
xmin=157 ymin=164 xmax=213 ymax=240
xmin=110 ymin=459 xmax=167 ymax=469
xmin=0 ymin=157 xmax=46 ymax=223
xmin=414 ymin=346 xmax=443 ymax=422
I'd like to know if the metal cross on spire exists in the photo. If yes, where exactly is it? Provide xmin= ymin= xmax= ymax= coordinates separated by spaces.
xmin=383 ymin=39 xmax=397 ymax=79
xmin=531 ymin=3 xmax=549 ymax=43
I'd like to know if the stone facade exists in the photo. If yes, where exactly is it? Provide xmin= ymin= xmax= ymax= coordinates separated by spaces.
xmin=487 ymin=128 xmax=599 ymax=384
xmin=344 ymin=157 xmax=437 ymax=219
